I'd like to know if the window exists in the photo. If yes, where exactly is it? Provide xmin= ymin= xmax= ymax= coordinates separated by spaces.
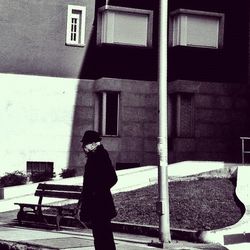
xmin=66 ymin=5 xmax=86 ymax=46
xmin=97 ymin=5 xmax=153 ymax=47
xmin=27 ymin=161 xmax=54 ymax=176
xmin=169 ymin=9 xmax=225 ymax=48
xmin=96 ymin=92 xmax=120 ymax=136
xmin=169 ymin=93 xmax=194 ymax=137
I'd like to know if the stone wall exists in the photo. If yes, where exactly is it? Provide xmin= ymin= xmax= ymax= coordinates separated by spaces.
xmin=169 ymin=80 xmax=250 ymax=163
xmin=92 ymin=78 xmax=159 ymax=168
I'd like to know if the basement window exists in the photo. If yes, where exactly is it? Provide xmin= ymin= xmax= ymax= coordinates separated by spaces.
xmin=27 ymin=161 xmax=54 ymax=176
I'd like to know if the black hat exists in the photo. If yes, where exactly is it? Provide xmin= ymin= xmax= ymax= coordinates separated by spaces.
xmin=81 ymin=130 xmax=102 ymax=145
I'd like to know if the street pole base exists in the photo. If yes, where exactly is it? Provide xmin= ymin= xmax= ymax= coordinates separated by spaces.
xmin=148 ymin=240 xmax=171 ymax=249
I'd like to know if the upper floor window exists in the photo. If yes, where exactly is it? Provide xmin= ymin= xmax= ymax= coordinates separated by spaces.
xmin=169 ymin=9 xmax=225 ymax=49
xmin=66 ymin=5 xmax=86 ymax=46
xmin=97 ymin=5 xmax=153 ymax=47
xmin=95 ymin=92 xmax=120 ymax=136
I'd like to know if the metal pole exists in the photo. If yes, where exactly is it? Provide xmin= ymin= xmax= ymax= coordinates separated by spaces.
xmin=157 ymin=0 xmax=171 ymax=246
xmin=242 ymin=138 xmax=245 ymax=164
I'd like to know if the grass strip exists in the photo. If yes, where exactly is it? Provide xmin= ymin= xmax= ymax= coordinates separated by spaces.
xmin=113 ymin=178 xmax=244 ymax=230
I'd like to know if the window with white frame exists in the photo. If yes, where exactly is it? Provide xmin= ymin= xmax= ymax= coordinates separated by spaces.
xmin=96 ymin=92 xmax=120 ymax=136
xmin=97 ymin=5 xmax=153 ymax=47
xmin=169 ymin=9 xmax=225 ymax=49
xmin=66 ymin=5 xmax=86 ymax=46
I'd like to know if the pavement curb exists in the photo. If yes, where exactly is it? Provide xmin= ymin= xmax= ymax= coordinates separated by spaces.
xmin=111 ymin=221 xmax=203 ymax=243
xmin=15 ymin=213 xmax=203 ymax=243
xmin=0 ymin=239 xmax=58 ymax=250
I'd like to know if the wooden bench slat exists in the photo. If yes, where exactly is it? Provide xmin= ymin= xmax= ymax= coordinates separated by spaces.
xmin=35 ymin=190 xmax=81 ymax=199
xmin=37 ymin=183 xmax=82 ymax=192
xmin=15 ymin=203 xmax=75 ymax=210
xmin=15 ymin=203 xmax=37 ymax=206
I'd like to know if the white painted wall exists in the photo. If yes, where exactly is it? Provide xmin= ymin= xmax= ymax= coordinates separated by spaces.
xmin=0 ymin=73 xmax=80 ymax=176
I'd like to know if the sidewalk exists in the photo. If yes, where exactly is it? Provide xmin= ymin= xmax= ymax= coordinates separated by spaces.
xmin=0 ymin=220 xmax=227 ymax=250
xmin=0 ymin=210 xmax=227 ymax=250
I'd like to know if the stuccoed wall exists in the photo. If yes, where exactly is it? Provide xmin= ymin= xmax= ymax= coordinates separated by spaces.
xmin=0 ymin=75 xmax=159 ymax=176
xmin=0 ymin=0 xmax=95 ymax=79
xmin=0 ymin=73 xmax=94 ymax=176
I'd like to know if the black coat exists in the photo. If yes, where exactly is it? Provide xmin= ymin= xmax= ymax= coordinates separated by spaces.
xmin=80 ymin=145 xmax=118 ymax=222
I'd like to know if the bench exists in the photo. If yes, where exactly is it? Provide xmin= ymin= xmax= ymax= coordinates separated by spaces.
xmin=14 ymin=183 xmax=87 ymax=230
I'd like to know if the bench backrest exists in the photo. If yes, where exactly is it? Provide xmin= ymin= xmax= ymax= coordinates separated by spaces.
xmin=35 ymin=183 xmax=82 ymax=200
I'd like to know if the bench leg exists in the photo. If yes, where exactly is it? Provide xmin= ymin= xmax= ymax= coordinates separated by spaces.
xmin=17 ymin=208 xmax=24 ymax=225
xmin=56 ymin=214 xmax=62 ymax=230
xmin=36 ymin=207 xmax=48 ymax=225
xmin=56 ymin=208 xmax=63 ymax=230
xmin=78 ymin=219 xmax=88 ymax=229
xmin=75 ymin=213 xmax=88 ymax=229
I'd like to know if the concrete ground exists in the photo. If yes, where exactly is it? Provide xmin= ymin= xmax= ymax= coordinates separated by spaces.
xmin=0 ymin=209 xmax=227 ymax=250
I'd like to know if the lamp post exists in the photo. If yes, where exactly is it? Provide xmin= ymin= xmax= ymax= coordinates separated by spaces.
xmin=157 ymin=0 xmax=171 ymax=247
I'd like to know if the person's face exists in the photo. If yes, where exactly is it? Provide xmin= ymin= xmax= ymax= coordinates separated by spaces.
xmin=82 ymin=142 xmax=95 ymax=154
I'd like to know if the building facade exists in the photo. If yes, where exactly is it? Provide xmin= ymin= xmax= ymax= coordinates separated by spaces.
xmin=0 ymin=0 xmax=249 ymax=175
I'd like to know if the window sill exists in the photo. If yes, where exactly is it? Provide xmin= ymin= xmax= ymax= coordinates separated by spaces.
xmin=65 ymin=42 xmax=85 ymax=47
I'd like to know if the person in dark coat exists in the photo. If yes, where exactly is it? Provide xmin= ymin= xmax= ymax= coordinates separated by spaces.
xmin=79 ymin=130 xmax=117 ymax=250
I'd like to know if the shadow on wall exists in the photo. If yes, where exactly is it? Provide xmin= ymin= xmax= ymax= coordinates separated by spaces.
xmin=67 ymin=18 xmax=99 ymax=175
xmin=78 ymin=0 xmax=158 ymax=81
xmin=66 ymin=80 xmax=95 ymax=176
xmin=66 ymin=1 xmax=158 ymax=174
xmin=66 ymin=5 xmax=99 ymax=175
